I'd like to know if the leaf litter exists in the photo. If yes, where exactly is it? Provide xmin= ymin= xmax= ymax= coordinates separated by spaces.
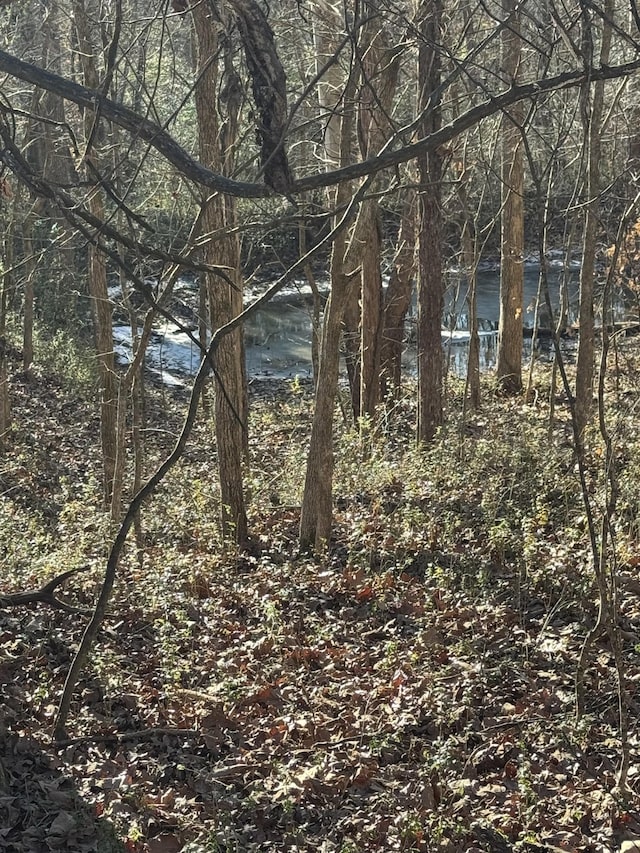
xmin=1 ymin=370 xmax=640 ymax=851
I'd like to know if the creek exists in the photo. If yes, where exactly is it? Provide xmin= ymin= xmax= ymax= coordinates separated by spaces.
xmin=113 ymin=258 xmax=628 ymax=386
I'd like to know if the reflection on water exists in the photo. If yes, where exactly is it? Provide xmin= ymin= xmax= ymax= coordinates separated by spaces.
xmin=245 ymin=300 xmax=318 ymax=379
xmin=117 ymin=262 xmax=633 ymax=384
xmin=245 ymin=264 xmax=584 ymax=380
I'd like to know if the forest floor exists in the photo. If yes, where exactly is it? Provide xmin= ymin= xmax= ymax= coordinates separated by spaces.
xmin=1 ymin=341 xmax=640 ymax=853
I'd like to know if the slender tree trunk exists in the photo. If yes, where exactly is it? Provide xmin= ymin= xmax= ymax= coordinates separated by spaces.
xmin=299 ymin=62 xmax=359 ymax=551
xmin=416 ymin=0 xmax=444 ymax=444
xmin=299 ymin=257 xmax=357 ymax=550
xmin=380 ymin=192 xmax=416 ymax=400
xmin=73 ymin=0 xmax=118 ymax=509
xmin=359 ymin=202 xmax=384 ymax=416
xmin=88 ymin=189 xmax=118 ymax=508
xmin=299 ymin=213 xmax=321 ymax=384
xmin=0 ymin=233 xmax=10 ymax=453
xmin=461 ymin=214 xmax=481 ymax=410
xmin=313 ymin=0 xmax=343 ymax=171
xmin=21 ymin=206 xmax=37 ymax=373
xmin=343 ymin=277 xmax=361 ymax=419
xmin=344 ymin=16 xmax=399 ymax=419
xmin=575 ymin=0 xmax=613 ymax=434
xmin=496 ymin=0 xmax=524 ymax=396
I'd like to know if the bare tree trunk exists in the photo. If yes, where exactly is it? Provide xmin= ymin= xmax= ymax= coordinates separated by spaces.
xmin=496 ymin=0 xmax=524 ymax=396
xmin=299 ymin=56 xmax=359 ymax=551
xmin=343 ymin=16 xmax=399 ymax=419
xmin=298 ymin=213 xmax=321 ymax=384
xmin=313 ymin=0 xmax=343 ymax=171
xmin=299 ymin=254 xmax=357 ymax=550
xmin=575 ymin=0 xmax=613 ymax=434
xmin=461 ymin=213 xmax=481 ymax=410
xmin=416 ymin=0 xmax=444 ymax=444
xmin=192 ymin=0 xmax=248 ymax=546
xmin=73 ymin=0 xmax=118 ymax=510
xmin=379 ymin=192 xmax=416 ymax=400
xmin=0 ymin=230 xmax=10 ymax=453
xmin=89 ymin=191 xmax=118 ymax=509
xmin=359 ymin=203 xmax=384 ymax=416
xmin=21 ymin=204 xmax=37 ymax=373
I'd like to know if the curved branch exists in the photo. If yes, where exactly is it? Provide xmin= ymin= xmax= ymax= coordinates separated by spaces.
xmin=293 ymin=59 xmax=640 ymax=191
xmin=0 ymin=121 xmax=234 ymax=277
xmin=0 ymin=566 xmax=90 ymax=614
xmin=2 ymin=48 xmax=640 ymax=197
xmin=0 ymin=49 xmax=269 ymax=199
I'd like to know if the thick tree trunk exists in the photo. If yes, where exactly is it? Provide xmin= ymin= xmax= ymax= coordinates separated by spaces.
xmin=416 ymin=0 xmax=444 ymax=444
xmin=496 ymin=0 xmax=524 ymax=396
xmin=192 ymin=1 xmax=248 ymax=546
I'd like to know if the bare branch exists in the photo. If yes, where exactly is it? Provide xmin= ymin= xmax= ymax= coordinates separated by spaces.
xmin=2 ymin=48 xmax=640 ymax=198
xmin=0 ymin=49 xmax=269 ymax=198
xmin=0 ymin=567 xmax=90 ymax=614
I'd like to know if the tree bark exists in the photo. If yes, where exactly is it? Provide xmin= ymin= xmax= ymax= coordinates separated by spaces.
xmin=575 ymin=0 xmax=613 ymax=435
xmin=416 ymin=0 xmax=444 ymax=444
xmin=496 ymin=0 xmax=524 ymax=396
xmin=299 ymin=44 xmax=359 ymax=551
xmin=380 ymin=192 xmax=416 ymax=400
xmin=0 ymin=238 xmax=10 ymax=453
xmin=343 ymin=15 xmax=400 ymax=419
xmin=73 ymin=0 xmax=118 ymax=509
xmin=299 ymin=271 xmax=356 ymax=550
xmin=192 ymin=0 xmax=248 ymax=546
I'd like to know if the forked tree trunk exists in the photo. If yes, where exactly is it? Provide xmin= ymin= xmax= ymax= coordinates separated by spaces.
xmin=496 ymin=0 xmax=524 ymax=396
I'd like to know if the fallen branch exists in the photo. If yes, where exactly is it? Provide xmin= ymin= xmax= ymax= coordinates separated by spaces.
xmin=53 ymin=727 xmax=201 ymax=748
xmin=0 ymin=566 xmax=90 ymax=614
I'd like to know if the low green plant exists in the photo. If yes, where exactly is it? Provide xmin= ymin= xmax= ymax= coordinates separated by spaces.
xmin=34 ymin=326 xmax=98 ymax=394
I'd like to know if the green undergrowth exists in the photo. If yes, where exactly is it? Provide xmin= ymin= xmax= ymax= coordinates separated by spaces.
xmin=1 ymin=355 xmax=640 ymax=851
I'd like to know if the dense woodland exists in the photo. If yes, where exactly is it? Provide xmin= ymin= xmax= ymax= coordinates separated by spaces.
xmin=1 ymin=0 xmax=640 ymax=849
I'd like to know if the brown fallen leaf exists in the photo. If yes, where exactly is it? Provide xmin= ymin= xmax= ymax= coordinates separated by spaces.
xmin=145 ymin=833 xmax=183 ymax=853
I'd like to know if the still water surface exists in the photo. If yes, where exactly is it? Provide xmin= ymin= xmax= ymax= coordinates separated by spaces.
xmin=115 ymin=262 xmax=605 ymax=385
xmin=243 ymin=263 xmax=582 ymax=380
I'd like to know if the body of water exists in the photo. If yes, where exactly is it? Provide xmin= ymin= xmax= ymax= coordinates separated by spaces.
xmin=244 ymin=261 xmax=582 ymax=380
xmin=114 ymin=259 xmax=629 ymax=385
